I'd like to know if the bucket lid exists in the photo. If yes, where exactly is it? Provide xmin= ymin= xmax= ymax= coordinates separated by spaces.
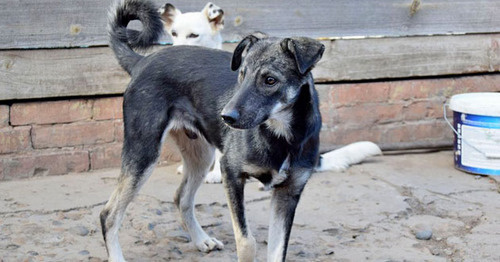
xmin=449 ymin=92 xmax=500 ymax=117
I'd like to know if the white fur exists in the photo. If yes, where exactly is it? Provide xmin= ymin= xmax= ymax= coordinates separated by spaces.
xmin=204 ymin=150 xmax=223 ymax=183
xmin=265 ymin=102 xmax=293 ymax=142
xmin=315 ymin=141 xmax=382 ymax=172
xmin=226 ymin=191 xmax=257 ymax=262
xmin=267 ymin=216 xmax=286 ymax=262
xmin=160 ymin=2 xmax=224 ymax=49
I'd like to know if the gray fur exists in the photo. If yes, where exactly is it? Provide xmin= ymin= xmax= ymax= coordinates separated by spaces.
xmin=101 ymin=1 xmax=324 ymax=261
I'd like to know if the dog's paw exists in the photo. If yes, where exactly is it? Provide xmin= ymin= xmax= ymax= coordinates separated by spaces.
xmin=195 ymin=237 xmax=224 ymax=252
xmin=204 ymin=170 xmax=222 ymax=183
xmin=176 ymin=164 xmax=183 ymax=175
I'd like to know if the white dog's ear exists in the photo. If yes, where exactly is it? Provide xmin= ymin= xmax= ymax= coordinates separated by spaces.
xmin=202 ymin=2 xmax=224 ymax=32
xmin=159 ymin=3 xmax=181 ymax=30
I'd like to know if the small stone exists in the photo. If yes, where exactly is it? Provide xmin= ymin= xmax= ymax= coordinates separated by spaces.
xmin=155 ymin=209 xmax=163 ymax=216
xmin=27 ymin=251 xmax=39 ymax=256
xmin=70 ymin=226 xmax=90 ymax=236
xmin=148 ymin=223 xmax=155 ymax=230
xmin=325 ymin=249 xmax=335 ymax=255
xmin=6 ymin=244 xmax=20 ymax=250
xmin=416 ymin=230 xmax=433 ymax=240
xmin=79 ymin=250 xmax=90 ymax=255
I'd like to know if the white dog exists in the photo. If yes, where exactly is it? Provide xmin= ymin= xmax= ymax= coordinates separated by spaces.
xmin=159 ymin=2 xmax=224 ymax=49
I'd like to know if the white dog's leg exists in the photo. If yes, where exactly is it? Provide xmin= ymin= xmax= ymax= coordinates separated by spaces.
xmin=171 ymin=130 xmax=224 ymax=252
xmin=176 ymin=164 xmax=183 ymax=174
xmin=205 ymin=150 xmax=223 ymax=183
xmin=315 ymin=141 xmax=382 ymax=172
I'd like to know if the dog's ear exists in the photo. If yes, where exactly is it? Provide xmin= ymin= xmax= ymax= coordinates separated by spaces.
xmin=231 ymin=34 xmax=259 ymax=71
xmin=280 ymin=37 xmax=325 ymax=75
xmin=159 ymin=3 xmax=181 ymax=30
xmin=203 ymin=2 xmax=224 ymax=32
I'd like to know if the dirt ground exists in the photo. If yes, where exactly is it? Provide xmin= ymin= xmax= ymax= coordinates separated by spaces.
xmin=1 ymin=151 xmax=499 ymax=262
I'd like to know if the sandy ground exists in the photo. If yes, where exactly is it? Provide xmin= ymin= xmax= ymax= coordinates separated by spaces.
xmin=0 ymin=151 xmax=499 ymax=262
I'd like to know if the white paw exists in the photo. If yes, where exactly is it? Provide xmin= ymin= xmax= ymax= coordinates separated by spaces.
xmin=195 ymin=237 xmax=224 ymax=252
xmin=176 ymin=164 xmax=183 ymax=175
xmin=205 ymin=169 xmax=222 ymax=183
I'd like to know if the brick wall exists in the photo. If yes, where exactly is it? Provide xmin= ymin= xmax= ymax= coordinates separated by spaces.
xmin=318 ymin=74 xmax=500 ymax=150
xmin=0 ymin=74 xmax=498 ymax=180
xmin=0 ymin=97 xmax=181 ymax=180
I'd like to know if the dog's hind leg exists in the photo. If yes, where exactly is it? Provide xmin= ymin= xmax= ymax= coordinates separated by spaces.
xmin=267 ymin=169 xmax=312 ymax=262
xmin=100 ymin=96 xmax=169 ymax=262
xmin=170 ymin=129 xmax=224 ymax=252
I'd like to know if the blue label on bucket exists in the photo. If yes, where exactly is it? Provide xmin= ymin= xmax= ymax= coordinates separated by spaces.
xmin=460 ymin=114 xmax=500 ymax=129
xmin=454 ymin=112 xmax=500 ymax=176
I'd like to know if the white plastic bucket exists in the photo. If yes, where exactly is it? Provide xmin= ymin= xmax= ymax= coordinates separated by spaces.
xmin=445 ymin=92 xmax=500 ymax=176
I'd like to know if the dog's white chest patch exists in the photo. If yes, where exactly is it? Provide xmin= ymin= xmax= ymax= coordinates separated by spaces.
xmin=265 ymin=103 xmax=293 ymax=142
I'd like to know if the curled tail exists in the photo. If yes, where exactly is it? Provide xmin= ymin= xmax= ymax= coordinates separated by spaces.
xmin=108 ymin=0 xmax=164 ymax=74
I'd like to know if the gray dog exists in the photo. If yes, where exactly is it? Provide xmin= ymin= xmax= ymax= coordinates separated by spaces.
xmin=101 ymin=0 xmax=325 ymax=261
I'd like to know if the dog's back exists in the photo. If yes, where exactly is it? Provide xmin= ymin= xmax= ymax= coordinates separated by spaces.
xmin=125 ymin=45 xmax=237 ymax=149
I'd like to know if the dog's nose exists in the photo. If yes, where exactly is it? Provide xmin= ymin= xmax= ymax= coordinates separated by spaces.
xmin=221 ymin=110 xmax=240 ymax=125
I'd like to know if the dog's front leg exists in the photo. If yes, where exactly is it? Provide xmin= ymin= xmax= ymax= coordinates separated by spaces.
xmin=223 ymin=173 xmax=256 ymax=262
xmin=267 ymin=169 xmax=312 ymax=262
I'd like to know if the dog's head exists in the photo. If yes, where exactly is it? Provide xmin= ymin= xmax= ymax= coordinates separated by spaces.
xmin=221 ymin=34 xmax=325 ymax=130
xmin=159 ymin=2 xmax=224 ymax=49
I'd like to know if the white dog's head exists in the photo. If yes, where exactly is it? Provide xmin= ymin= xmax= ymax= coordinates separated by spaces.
xmin=159 ymin=2 xmax=224 ymax=49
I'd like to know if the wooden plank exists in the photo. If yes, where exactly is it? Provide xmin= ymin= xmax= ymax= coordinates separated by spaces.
xmin=0 ymin=48 xmax=130 ymax=100
xmin=1 ymin=0 xmax=500 ymax=49
xmin=314 ymin=33 xmax=500 ymax=82
xmin=1 ymin=34 xmax=499 ymax=101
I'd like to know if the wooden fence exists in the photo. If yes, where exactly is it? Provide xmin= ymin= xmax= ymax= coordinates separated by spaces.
xmin=1 ymin=0 xmax=499 ymax=100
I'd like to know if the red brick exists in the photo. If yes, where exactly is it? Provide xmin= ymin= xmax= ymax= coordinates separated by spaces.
xmin=380 ymin=120 xmax=452 ymax=144
xmin=0 ymin=126 xmax=31 ymax=154
xmin=0 ymin=105 xmax=9 ymax=128
xmin=320 ymin=126 xmax=383 ymax=149
xmin=114 ymin=120 xmax=124 ymax=142
xmin=329 ymin=82 xmax=390 ymax=106
xmin=93 ymin=97 xmax=123 ymax=120
xmin=32 ymin=121 xmax=115 ymax=149
xmin=0 ymin=150 xmax=89 ymax=180
xmin=90 ymin=143 xmax=122 ymax=170
xmin=10 ymin=99 xmax=92 ymax=125
xmin=388 ymin=75 xmax=500 ymax=102
xmin=334 ymin=103 xmax=403 ymax=128
xmin=403 ymin=99 xmax=451 ymax=121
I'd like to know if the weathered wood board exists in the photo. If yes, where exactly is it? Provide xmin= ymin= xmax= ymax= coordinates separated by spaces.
xmin=1 ymin=34 xmax=498 ymax=101
xmin=314 ymin=33 xmax=500 ymax=82
xmin=1 ymin=0 xmax=500 ymax=49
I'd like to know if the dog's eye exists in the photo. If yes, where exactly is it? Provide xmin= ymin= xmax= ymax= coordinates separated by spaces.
xmin=265 ymin=76 xmax=277 ymax=86
xmin=171 ymin=31 xmax=178 ymax=37
xmin=187 ymin=33 xmax=199 ymax=38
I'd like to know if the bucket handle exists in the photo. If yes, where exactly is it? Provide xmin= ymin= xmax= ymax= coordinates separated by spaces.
xmin=443 ymin=103 xmax=500 ymax=159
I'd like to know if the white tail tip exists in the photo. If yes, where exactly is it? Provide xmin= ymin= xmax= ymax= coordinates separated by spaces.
xmin=315 ymin=141 xmax=382 ymax=172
